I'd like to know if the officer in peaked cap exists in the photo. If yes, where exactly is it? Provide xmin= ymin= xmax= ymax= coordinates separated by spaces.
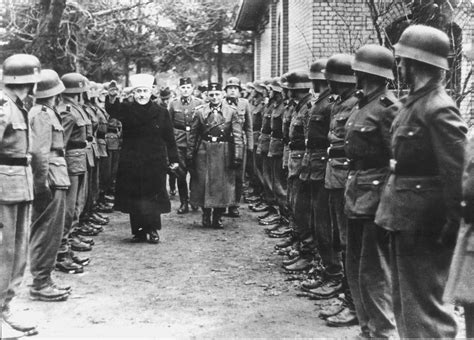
xmin=375 ymin=25 xmax=468 ymax=338
xmin=0 ymin=53 xmax=40 ymax=337
xmin=187 ymin=82 xmax=244 ymax=229
xmin=308 ymin=54 xmax=359 ymax=327
xmin=106 ymin=74 xmax=178 ymax=244
xmin=168 ymin=77 xmax=204 ymax=214
xmin=56 ymin=72 xmax=92 ymax=274
xmin=28 ymin=69 xmax=72 ymax=303
xmin=224 ymin=76 xmax=253 ymax=218
xmin=342 ymin=44 xmax=398 ymax=337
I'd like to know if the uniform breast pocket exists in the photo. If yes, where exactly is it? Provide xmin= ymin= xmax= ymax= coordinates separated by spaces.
xmin=333 ymin=116 xmax=349 ymax=138
xmin=48 ymin=158 xmax=71 ymax=188
xmin=394 ymin=125 xmax=425 ymax=161
xmin=345 ymin=172 xmax=387 ymax=217
xmin=349 ymin=124 xmax=378 ymax=155
xmin=0 ymin=165 xmax=30 ymax=203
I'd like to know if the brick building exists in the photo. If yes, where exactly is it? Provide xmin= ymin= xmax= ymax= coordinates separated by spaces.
xmin=235 ymin=0 xmax=473 ymax=120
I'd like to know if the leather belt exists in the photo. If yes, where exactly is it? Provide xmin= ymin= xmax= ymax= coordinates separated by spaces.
xmin=0 ymin=156 xmax=31 ymax=166
xmin=66 ymin=141 xmax=87 ymax=150
xmin=389 ymin=159 xmax=438 ymax=176
xmin=327 ymin=147 xmax=346 ymax=158
xmin=202 ymin=136 xmax=230 ymax=143
xmin=349 ymin=159 xmax=389 ymax=171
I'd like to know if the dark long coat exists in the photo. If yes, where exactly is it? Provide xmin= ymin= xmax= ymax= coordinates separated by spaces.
xmin=105 ymin=98 xmax=178 ymax=214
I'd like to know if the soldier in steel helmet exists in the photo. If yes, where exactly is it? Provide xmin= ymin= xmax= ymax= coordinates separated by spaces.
xmin=0 ymin=53 xmax=41 ymax=337
xmin=56 ymin=72 xmax=95 ymax=274
xmin=298 ymin=58 xmax=336 ymax=299
xmin=375 ymin=25 xmax=468 ymax=338
xmin=28 ymin=69 xmax=72 ymax=303
xmin=168 ymin=77 xmax=204 ymax=214
xmin=186 ymin=82 xmax=244 ymax=229
xmin=341 ymin=44 xmax=399 ymax=337
xmin=307 ymin=54 xmax=359 ymax=326
xmin=278 ymin=71 xmax=314 ymax=272
xmin=223 ymin=76 xmax=253 ymax=218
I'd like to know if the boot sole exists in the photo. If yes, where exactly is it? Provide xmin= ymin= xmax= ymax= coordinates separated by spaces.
xmin=29 ymin=293 xmax=69 ymax=302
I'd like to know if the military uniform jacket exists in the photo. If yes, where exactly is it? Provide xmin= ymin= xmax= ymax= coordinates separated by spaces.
xmin=375 ymin=80 xmax=467 ymax=233
xmin=82 ymin=102 xmax=98 ymax=166
xmin=29 ymin=104 xmax=71 ymax=193
xmin=58 ymin=97 xmax=88 ymax=176
xmin=225 ymin=97 xmax=254 ymax=150
xmin=288 ymin=93 xmax=312 ymax=179
xmin=299 ymin=89 xmax=334 ymax=182
xmin=268 ymin=97 xmax=285 ymax=157
xmin=282 ymin=100 xmax=296 ymax=168
xmin=106 ymin=117 xmax=122 ymax=151
xmin=251 ymin=98 xmax=265 ymax=149
xmin=168 ymin=96 xmax=203 ymax=149
xmin=343 ymin=87 xmax=398 ymax=218
xmin=0 ymin=89 xmax=34 ymax=203
xmin=324 ymin=90 xmax=359 ymax=189
xmin=93 ymin=103 xmax=109 ymax=158
xmin=256 ymin=101 xmax=273 ymax=156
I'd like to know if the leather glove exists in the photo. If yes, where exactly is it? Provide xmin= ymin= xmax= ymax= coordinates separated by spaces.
xmin=232 ymin=159 xmax=243 ymax=169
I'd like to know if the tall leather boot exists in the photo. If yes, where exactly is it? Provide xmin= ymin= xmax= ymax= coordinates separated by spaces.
xmin=202 ymin=208 xmax=211 ymax=228
xmin=212 ymin=208 xmax=224 ymax=229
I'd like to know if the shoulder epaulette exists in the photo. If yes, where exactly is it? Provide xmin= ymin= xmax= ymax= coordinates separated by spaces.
xmin=380 ymin=96 xmax=394 ymax=107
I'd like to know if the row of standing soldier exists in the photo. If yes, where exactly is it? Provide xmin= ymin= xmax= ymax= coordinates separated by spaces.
xmin=238 ymin=24 xmax=472 ymax=338
xmin=0 ymin=62 xmax=121 ymax=337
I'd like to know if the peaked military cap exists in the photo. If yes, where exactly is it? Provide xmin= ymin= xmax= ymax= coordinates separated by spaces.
xmin=179 ymin=77 xmax=193 ymax=86
xmin=208 ymin=82 xmax=222 ymax=92
xmin=160 ymin=87 xmax=172 ymax=99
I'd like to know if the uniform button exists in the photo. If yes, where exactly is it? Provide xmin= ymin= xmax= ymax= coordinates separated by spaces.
xmin=348 ymin=122 xmax=352 ymax=126
xmin=408 ymin=131 xmax=414 ymax=136
xmin=372 ymin=180 xmax=380 ymax=185
xmin=343 ymin=161 xmax=348 ymax=165
xmin=416 ymin=184 xmax=421 ymax=189
xmin=348 ymin=175 xmax=352 ymax=179
xmin=321 ymin=157 xmax=326 ymax=160
xmin=361 ymin=127 xmax=366 ymax=132
xmin=345 ymin=141 xmax=349 ymax=144
xmin=329 ymin=158 xmax=332 ymax=161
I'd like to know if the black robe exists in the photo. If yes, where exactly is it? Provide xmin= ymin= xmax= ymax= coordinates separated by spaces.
xmin=105 ymin=98 xmax=178 ymax=217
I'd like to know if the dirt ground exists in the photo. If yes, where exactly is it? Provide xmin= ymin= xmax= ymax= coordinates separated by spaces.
xmin=10 ymin=194 xmax=360 ymax=339
xmin=12 ymin=194 xmax=465 ymax=339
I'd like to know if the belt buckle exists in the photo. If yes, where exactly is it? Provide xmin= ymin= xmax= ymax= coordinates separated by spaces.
xmin=186 ymin=126 xmax=191 ymax=131
xmin=211 ymin=136 xmax=217 ymax=142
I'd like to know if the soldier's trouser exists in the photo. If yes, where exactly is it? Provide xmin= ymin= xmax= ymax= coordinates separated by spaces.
xmin=292 ymin=178 xmax=311 ymax=240
xmin=311 ymin=181 xmax=341 ymax=277
xmin=270 ymin=156 xmax=287 ymax=211
xmin=82 ymin=164 xmax=98 ymax=219
xmin=105 ymin=149 xmax=120 ymax=194
xmin=347 ymin=219 xmax=395 ymax=338
xmin=262 ymin=154 xmax=275 ymax=204
xmin=168 ymin=173 xmax=176 ymax=192
xmin=254 ymin=151 xmax=264 ymax=195
xmin=75 ymin=168 xmax=88 ymax=225
xmin=389 ymin=230 xmax=457 ymax=338
xmin=60 ymin=173 xmax=86 ymax=253
xmin=464 ymin=304 xmax=474 ymax=338
xmin=99 ymin=156 xmax=109 ymax=199
xmin=176 ymin=147 xmax=189 ymax=203
xmin=328 ymin=189 xmax=352 ymax=305
xmin=30 ymin=189 xmax=67 ymax=288
xmin=0 ymin=202 xmax=31 ymax=308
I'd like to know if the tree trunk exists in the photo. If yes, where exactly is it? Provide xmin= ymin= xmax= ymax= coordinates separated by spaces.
xmin=217 ymin=36 xmax=223 ymax=85
xmin=124 ymin=56 xmax=130 ymax=86
xmin=207 ymin=53 xmax=213 ymax=85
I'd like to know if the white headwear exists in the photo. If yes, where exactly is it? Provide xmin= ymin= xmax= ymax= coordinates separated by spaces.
xmin=129 ymin=74 xmax=155 ymax=90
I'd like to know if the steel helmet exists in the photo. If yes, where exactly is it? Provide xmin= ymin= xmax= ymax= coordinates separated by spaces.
xmin=269 ymin=77 xmax=283 ymax=92
xmin=35 ymin=69 xmax=65 ymax=98
xmin=253 ymin=80 xmax=266 ymax=94
xmin=61 ymin=73 xmax=88 ymax=94
xmin=309 ymin=58 xmax=328 ymax=80
xmin=352 ymin=44 xmax=394 ymax=80
xmin=324 ymin=54 xmax=356 ymax=83
xmin=2 ymin=54 xmax=41 ymax=84
xmin=394 ymin=24 xmax=450 ymax=70
xmin=286 ymin=70 xmax=311 ymax=89
xmin=224 ymin=77 xmax=242 ymax=90
xmin=280 ymin=73 xmax=289 ymax=89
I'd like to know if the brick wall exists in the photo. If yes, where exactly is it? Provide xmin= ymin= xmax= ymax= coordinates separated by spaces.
xmin=287 ymin=0 xmax=314 ymax=71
